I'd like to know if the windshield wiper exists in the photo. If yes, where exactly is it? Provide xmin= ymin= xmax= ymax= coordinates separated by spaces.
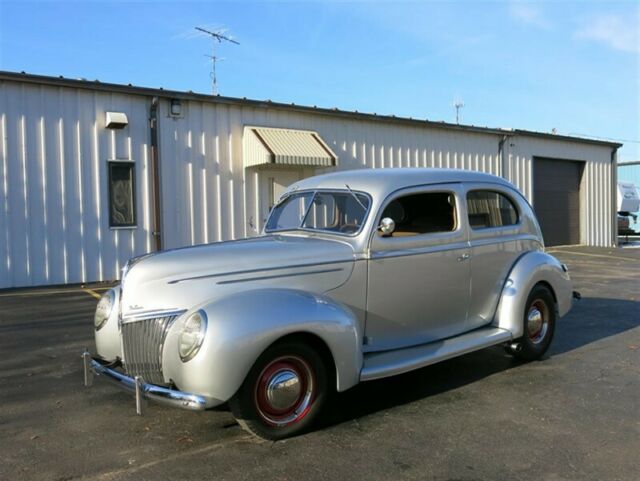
xmin=345 ymin=184 xmax=367 ymax=211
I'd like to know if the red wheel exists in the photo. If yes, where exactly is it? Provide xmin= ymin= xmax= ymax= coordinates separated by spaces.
xmin=254 ymin=356 xmax=316 ymax=426
xmin=230 ymin=341 xmax=329 ymax=440
xmin=507 ymin=285 xmax=556 ymax=361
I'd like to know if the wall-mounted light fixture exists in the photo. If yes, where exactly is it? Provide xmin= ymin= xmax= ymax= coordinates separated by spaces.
xmin=105 ymin=111 xmax=129 ymax=129
xmin=170 ymin=99 xmax=182 ymax=117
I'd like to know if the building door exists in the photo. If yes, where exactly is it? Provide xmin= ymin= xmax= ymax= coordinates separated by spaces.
xmin=533 ymin=158 xmax=584 ymax=246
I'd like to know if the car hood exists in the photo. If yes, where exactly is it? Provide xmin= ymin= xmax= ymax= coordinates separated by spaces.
xmin=120 ymin=234 xmax=356 ymax=316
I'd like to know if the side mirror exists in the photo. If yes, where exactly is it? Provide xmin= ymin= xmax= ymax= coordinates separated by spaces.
xmin=378 ymin=217 xmax=395 ymax=237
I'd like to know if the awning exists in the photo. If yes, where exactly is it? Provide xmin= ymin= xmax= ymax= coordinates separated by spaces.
xmin=243 ymin=126 xmax=338 ymax=168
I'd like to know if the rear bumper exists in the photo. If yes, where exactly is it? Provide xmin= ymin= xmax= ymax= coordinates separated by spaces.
xmin=82 ymin=351 xmax=207 ymax=413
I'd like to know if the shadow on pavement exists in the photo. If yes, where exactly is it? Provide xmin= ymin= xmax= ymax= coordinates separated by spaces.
xmin=319 ymin=297 xmax=639 ymax=429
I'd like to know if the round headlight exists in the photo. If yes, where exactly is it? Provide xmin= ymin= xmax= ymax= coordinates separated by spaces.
xmin=94 ymin=289 xmax=115 ymax=331
xmin=179 ymin=310 xmax=207 ymax=362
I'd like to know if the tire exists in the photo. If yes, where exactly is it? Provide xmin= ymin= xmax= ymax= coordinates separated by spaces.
xmin=509 ymin=284 xmax=556 ymax=362
xmin=229 ymin=340 xmax=329 ymax=440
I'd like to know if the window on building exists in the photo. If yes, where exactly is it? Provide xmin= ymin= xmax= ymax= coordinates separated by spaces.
xmin=466 ymin=190 xmax=518 ymax=229
xmin=380 ymin=192 xmax=457 ymax=236
xmin=108 ymin=161 xmax=136 ymax=227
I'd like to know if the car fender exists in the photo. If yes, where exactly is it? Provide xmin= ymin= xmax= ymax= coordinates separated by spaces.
xmin=94 ymin=286 xmax=121 ymax=361
xmin=493 ymin=251 xmax=573 ymax=338
xmin=162 ymin=288 xmax=363 ymax=407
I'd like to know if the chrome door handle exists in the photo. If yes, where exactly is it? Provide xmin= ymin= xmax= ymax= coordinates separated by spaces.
xmin=457 ymin=253 xmax=470 ymax=262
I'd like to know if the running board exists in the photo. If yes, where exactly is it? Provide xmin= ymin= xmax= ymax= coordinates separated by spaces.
xmin=360 ymin=327 xmax=512 ymax=381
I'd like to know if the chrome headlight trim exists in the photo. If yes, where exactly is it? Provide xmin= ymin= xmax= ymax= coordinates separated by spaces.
xmin=178 ymin=310 xmax=208 ymax=362
xmin=94 ymin=289 xmax=116 ymax=331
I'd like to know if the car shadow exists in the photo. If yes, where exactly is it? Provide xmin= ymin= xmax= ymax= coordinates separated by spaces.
xmin=317 ymin=296 xmax=640 ymax=430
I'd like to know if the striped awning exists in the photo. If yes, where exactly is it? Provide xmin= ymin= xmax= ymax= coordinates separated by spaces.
xmin=243 ymin=126 xmax=338 ymax=168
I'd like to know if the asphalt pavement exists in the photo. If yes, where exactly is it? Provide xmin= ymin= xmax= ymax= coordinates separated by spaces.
xmin=0 ymin=246 xmax=638 ymax=481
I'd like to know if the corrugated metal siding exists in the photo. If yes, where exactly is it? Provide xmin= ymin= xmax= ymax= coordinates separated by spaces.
xmin=0 ymin=77 xmax=618 ymax=288
xmin=507 ymin=136 xmax=615 ymax=247
xmin=158 ymin=101 xmax=504 ymax=246
xmin=0 ymin=81 xmax=154 ymax=288
xmin=618 ymin=162 xmax=640 ymax=231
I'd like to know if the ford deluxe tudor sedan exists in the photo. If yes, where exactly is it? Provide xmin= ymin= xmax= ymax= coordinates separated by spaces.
xmin=84 ymin=168 xmax=576 ymax=439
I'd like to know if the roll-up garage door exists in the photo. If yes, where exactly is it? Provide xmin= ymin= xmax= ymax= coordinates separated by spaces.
xmin=533 ymin=158 xmax=584 ymax=246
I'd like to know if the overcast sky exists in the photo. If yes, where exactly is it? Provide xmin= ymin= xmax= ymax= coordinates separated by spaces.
xmin=1 ymin=0 xmax=638 ymax=160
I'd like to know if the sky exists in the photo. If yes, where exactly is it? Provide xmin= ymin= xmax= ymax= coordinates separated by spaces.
xmin=1 ymin=0 xmax=638 ymax=160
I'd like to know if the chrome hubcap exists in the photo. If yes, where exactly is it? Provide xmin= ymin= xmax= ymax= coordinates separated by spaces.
xmin=527 ymin=300 xmax=548 ymax=344
xmin=266 ymin=369 xmax=301 ymax=411
xmin=255 ymin=356 xmax=316 ymax=427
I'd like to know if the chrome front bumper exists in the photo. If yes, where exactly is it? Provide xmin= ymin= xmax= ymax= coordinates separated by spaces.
xmin=82 ymin=351 xmax=206 ymax=414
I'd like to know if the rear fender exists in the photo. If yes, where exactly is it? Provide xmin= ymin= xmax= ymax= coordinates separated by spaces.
xmin=493 ymin=251 xmax=572 ymax=338
xmin=162 ymin=288 xmax=362 ymax=405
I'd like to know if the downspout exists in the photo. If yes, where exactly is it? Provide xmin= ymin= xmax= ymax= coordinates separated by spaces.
xmin=498 ymin=134 xmax=509 ymax=180
xmin=611 ymin=146 xmax=619 ymax=247
xmin=149 ymin=97 xmax=162 ymax=251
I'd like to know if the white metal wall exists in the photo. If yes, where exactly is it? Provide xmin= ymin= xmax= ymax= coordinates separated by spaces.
xmin=506 ymin=136 xmax=615 ymax=247
xmin=157 ymin=99 xmax=615 ymax=250
xmin=0 ymin=78 xmax=617 ymax=288
xmin=158 ymin=101 xmax=504 ymax=247
xmin=0 ymin=81 xmax=154 ymax=288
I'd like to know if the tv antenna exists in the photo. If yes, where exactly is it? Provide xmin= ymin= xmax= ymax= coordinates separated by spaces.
xmin=453 ymin=98 xmax=464 ymax=124
xmin=195 ymin=26 xmax=239 ymax=95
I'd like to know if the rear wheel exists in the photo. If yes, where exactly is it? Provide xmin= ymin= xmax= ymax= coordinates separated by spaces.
xmin=229 ymin=340 xmax=329 ymax=440
xmin=508 ymin=285 xmax=556 ymax=361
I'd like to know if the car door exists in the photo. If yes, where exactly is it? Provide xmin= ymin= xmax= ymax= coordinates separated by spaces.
xmin=464 ymin=184 xmax=522 ymax=331
xmin=365 ymin=184 xmax=471 ymax=352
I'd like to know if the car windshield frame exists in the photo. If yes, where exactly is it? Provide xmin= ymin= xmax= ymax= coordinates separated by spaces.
xmin=264 ymin=188 xmax=373 ymax=237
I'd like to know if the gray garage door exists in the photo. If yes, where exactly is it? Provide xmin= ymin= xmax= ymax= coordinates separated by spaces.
xmin=533 ymin=158 xmax=584 ymax=246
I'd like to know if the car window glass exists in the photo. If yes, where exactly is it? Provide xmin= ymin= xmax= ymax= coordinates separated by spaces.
xmin=381 ymin=192 xmax=456 ymax=237
xmin=303 ymin=192 xmax=370 ymax=234
xmin=467 ymin=190 xmax=518 ymax=229
xmin=265 ymin=192 xmax=314 ymax=231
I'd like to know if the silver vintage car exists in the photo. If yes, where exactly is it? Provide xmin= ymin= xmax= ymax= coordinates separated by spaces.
xmin=84 ymin=168 xmax=575 ymax=439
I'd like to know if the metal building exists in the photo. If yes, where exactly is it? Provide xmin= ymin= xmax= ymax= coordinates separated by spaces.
xmin=0 ymin=71 xmax=622 ymax=288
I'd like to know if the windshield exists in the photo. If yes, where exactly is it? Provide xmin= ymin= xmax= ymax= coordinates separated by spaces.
xmin=265 ymin=190 xmax=371 ymax=235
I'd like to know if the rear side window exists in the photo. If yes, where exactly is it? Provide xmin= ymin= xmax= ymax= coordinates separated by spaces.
xmin=467 ymin=190 xmax=518 ymax=229
xmin=380 ymin=192 xmax=456 ymax=236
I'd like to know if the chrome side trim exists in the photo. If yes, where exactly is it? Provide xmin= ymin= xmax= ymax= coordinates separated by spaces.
xmin=168 ymin=260 xmax=355 ymax=284
xmin=369 ymin=240 xmax=470 ymax=260
xmin=216 ymin=267 xmax=344 ymax=285
xmin=83 ymin=352 xmax=206 ymax=412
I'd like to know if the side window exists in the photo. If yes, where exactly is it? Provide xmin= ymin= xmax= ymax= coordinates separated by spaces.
xmin=466 ymin=190 xmax=518 ymax=229
xmin=303 ymin=192 xmax=370 ymax=234
xmin=380 ymin=192 xmax=456 ymax=237
xmin=108 ymin=161 xmax=136 ymax=228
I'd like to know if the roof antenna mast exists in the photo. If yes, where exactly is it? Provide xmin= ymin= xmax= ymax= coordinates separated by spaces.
xmin=453 ymin=97 xmax=464 ymax=125
xmin=195 ymin=26 xmax=239 ymax=95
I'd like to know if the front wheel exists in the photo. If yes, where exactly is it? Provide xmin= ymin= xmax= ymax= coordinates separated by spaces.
xmin=508 ymin=285 xmax=556 ymax=361
xmin=229 ymin=341 xmax=329 ymax=440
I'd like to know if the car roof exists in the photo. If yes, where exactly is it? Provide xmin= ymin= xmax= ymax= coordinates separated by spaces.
xmin=291 ymin=168 xmax=515 ymax=198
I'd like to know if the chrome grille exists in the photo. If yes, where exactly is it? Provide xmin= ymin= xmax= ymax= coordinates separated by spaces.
xmin=121 ymin=314 xmax=180 ymax=385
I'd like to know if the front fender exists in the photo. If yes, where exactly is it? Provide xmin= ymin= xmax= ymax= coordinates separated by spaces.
xmin=493 ymin=251 xmax=573 ymax=338
xmin=162 ymin=288 xmax=362 ymax=407
xmin=94 ymin=286 xmax=121 ymax=361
